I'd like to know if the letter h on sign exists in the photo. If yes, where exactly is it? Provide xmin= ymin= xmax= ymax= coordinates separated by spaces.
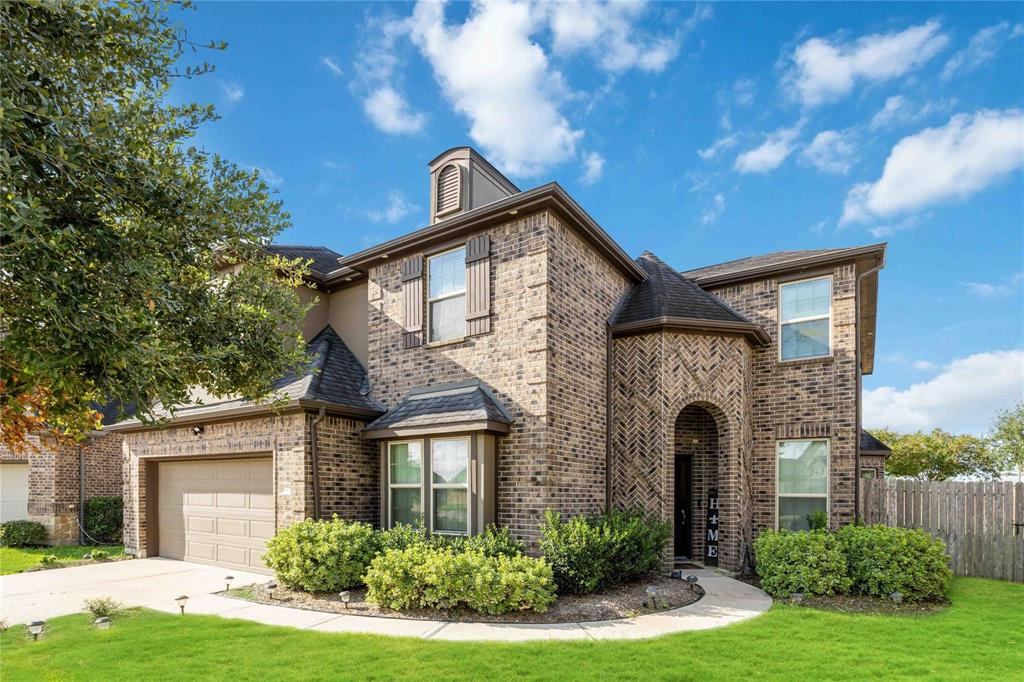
xmin=705 ymin=490 xmax=719 ymax=566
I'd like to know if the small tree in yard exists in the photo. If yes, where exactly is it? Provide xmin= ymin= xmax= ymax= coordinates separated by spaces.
xmin=1 ymin=1 xmax=310 ymax=450
xmin=989 ymin=402 xmax=1024 ymax=478
xmin=872 ymin=428 xmax=1004 ymax=481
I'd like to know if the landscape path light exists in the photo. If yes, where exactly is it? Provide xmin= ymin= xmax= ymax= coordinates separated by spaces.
xmin=225 ymin=575 xmax=234 ymax=592
xmin=338 ymin=591 xmax=351 ymax=609
xmin=267 ymin=581 xmax=278 ymax=600
xmin=27 ymin=621 xmax=45 ymax=641
xmin=175 ymin=595 xmax=189 ymax=615
xmin=94 ymin=616 xmax=111 ymax=630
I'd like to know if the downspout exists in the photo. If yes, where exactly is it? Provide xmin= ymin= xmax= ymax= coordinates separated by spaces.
xmin=854 ymin=257 xmax=885 ymax=523
xmin=79 ymin=445 xmax=86 ymax=545
xmin=311 ymin=407 xmax=325 ymax=520
xmin=605 ymin=323 xmax=613 ymax=512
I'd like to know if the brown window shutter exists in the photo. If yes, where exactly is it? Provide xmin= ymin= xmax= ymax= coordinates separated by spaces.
xmin=400 ymin=255 xmax=424 ymax=348
xmin=465 ymin=234 xmax=491 ymax=336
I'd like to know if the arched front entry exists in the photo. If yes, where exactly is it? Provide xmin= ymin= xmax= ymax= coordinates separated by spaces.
xmin=673 ymin=403 xmax=723 ymax=564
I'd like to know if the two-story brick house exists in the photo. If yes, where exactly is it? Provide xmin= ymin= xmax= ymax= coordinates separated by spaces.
xmin=112 ymin=147 xmax=886 ymax=574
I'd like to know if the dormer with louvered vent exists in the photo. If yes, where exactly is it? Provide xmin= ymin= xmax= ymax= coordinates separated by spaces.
xmin=428 ymin=147 xmax=519 ymax=224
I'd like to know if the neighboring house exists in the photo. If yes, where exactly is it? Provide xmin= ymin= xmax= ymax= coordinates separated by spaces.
xmin=110 ymin=147 xmax=887 ymax=574
xmin=0 ymin=403 xmax=126 ymax=544
xmin=859 ymin=430 xmax=892 ymax=479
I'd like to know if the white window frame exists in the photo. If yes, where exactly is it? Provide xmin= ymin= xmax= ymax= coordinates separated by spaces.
xmin=778 ymin=275 xmax=833 ymax=362
xmin=387 ymin=440 xmax=424 ymax=529
xmin=429 ymin=436 xmax=472 ymax=536
xmin=775 ymin=438 xmax=830 ymax=531
xmin=426 ymin=246 xmax=467 ymax=343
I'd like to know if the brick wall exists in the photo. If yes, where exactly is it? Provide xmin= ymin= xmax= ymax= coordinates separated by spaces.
xmin=860 ymin=454 xmax=886 ymax=479
xmin=705 ymin=263 xmax=859 ymax=535
xmin=314 ymin=414 xmax=380 ymax=525
xmin=83 ymin=433 xmax=123 ymax=500
xmin=611 ymin=331 xmax=753 ymax=571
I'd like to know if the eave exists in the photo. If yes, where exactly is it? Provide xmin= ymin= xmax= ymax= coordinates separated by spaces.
xmin=104 ymin=399 xmax=383 ymax=433
xmin=610 ymin=316 xmax=771 ymax=346
xmin=337 ymin=183 xmax=647 ymax=283
xmin=362 ymin=419 xmax=512 ymax=440
xmin=690 ymin=243 xmax=887 ymax=288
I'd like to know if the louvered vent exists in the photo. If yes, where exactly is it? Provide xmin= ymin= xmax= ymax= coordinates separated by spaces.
xmin=436 ymin=164 xmax=461 ymax=215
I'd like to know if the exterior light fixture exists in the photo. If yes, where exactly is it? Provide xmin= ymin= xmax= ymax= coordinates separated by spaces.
xmin=670 ymin=569 xmax=684 ymax=580
xmin=191 ymin=425 xmax=204 ymax=436
xmin=27 ymin=621 xmax=45 ymax=641
xmin=175 ymin=595 xmax=189 ymax=615
xmin=225 ymin=575 xmax=234 ymax=592
xmin=94 ymin=617 xmax=111 ymax=630
xmin=338 ymin=591 xmax=351 ymax=609
xmin=890 ymin=592 xmax=903 ymax=605
xmin=685 ymin=575 xmax=699 ymax=586
xmin=267 ymin=581 xmax=278 ymax=600
xmin=791 ymin=592 xmax=805 ymax=604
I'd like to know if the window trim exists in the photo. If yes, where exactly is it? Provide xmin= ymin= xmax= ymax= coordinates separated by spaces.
xmin=429 ymin=436 xmax=472 ymax=536
xmin=426 ymin=245 xmax=467 ymax=343
xmin=775 ymin=438 xmax=830 ymax=531
xmin=777 ymin=275 xmax=833 ymax=362
xmin=387 ymin=440 xmax=424 ymax=529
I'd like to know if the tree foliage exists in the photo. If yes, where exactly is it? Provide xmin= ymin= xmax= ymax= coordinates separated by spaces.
xmin=1 ymin=1 xmax=311 ymax=449
xmin=988 ymin=401 xmax=1023 ymax=475
xmin=872 ymin=428 xmax=1004 ymax=481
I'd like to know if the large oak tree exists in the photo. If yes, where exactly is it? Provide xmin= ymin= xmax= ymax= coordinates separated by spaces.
xmin=1 ymin=0 xmax=310 ymax=449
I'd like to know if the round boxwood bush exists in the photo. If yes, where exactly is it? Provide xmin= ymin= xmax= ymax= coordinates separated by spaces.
xmin=836 ymin=524 xmax=951 ymax=601
xmin=263 ymin=516 xmax=379 ymax=592
xmin=84 ymin=496 xmax=123 ymax=544
xmin=753 ymin=529 xmax=852 ymax=598
xmin=0 ymin=520 xmax=47 ymax=547
xmin=364 ymin=544 xmax=555 ymax=615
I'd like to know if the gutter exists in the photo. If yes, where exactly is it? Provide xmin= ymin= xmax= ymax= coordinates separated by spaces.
xmin=105 ymin=399 xmax=383 ymax=433
xmin=690 ymin=243 xmax=887 ymax=288
xmin=78 ymin=445 xmax=86 ymax=545
xmin=609 ymin=316 xmax=771 ymax=346
xmin=311 ymin=407 xmax=325 ymax=520
xmin=854 ymin=255 xmax=886 ymax=522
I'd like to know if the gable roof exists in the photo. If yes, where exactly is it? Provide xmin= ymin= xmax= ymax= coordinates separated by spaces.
xmin=860 ymin=429 xmax=893 ymax=456
xmin=363 ymin=380 xmax=513 ymax=438
xmin=263 ymin=245 xmax=344 ymax=278
xmin=610 ymin=252 xmax=770 ymax=345
xmin=107 ymin=325 xmax=382 ymax=430
xmin=682 ymin=244 xmax=886 ymax=286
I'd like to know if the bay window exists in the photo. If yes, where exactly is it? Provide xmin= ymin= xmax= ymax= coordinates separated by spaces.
xmin=777 ymin=439 xmax=829 ymax=531
xmin=779 ymin=276 xmax=831 ymax=360
xmin=428 ymin=247 xmax=466 ymax=341
xmin=388 ymin=441 xmax=422 ymax=527
xmin=431 ymin=438 xmax=470 ymax=534
xmin=385 ymin=437 xmax=471 ymax=535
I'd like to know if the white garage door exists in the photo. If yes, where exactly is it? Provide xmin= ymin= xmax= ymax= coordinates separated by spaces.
xmin=158 ymin=458 xmax=274 ymax=573
xmin=0 ymin=463 xmax=29 ymax=523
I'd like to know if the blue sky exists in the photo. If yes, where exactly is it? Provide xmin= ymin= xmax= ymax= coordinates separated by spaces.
xmin=171 ymin=2 xmax=1024 ymax=434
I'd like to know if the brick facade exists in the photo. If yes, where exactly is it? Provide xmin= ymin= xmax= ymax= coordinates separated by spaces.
xmin=0 ymin=432 xmax=123 ymax=544
xmin=314 ymin=414 xmax=381 ymax=525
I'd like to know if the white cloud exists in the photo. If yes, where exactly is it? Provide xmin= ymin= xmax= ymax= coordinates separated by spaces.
xmin=217 ymin=80 xmax=245 ymax=103
xmin=409 ymin=1 xmax=581 ymax=176
xmin=579 ymin=152 xmax=605 ymax=185
xmin=321 ymin=56 xmax=343 ymax=76
xmin=942 ymin=21 xmax=1024 ymax=80
xmin=367 ymin=190 xmax=419 ymax=223
xmin=963 ymin=273 xmax=1024 ymax=298
xmin=864 ymin=349 xmax=1024 ymax=434
xmin=700 ymin=193 xmax=725 ymax=225
xmin=842 ymin=109 xmax=1024 ymax=224
xmin=732 ymin=78 xmax=756 ymax=107
xmin=250 ymin=166 xmax=283 ymax=187
xmin=546 ymin=1 xmax=707 ymax=73
xmin=869 ymin=95 xmax=960 ymax=130
xmin=698 ymin=134 xmax=738 ymax=161
xmin=363 ymin=86 xmax=427 ymax=134
xmin=734 ymin=123 xmax=802 ymax=173
xmin=801 ymin=129 xmax=856 ymax=174
xmin=870 ymin=95 xmax=906 ymax=129
xmin=912 ymin=360 xmax=937 ymax=371
xmin=786 ymin=20 xmax=949 ymax=107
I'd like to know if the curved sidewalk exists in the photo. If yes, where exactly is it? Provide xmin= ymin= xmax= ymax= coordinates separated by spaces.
xmin=173 ymin=568 xmax=772 ymax=642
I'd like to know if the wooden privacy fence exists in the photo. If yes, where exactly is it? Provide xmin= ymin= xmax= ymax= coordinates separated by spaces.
xmin=859 ymin=478 xmax=1024 ymax=582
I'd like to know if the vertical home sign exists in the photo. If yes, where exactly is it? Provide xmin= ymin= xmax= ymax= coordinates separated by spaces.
xmin=705 ymin=490 xmax=719 ymax=566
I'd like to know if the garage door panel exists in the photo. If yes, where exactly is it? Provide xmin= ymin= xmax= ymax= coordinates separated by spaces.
xmin=158 ymin=457 xmax=272 ymax=573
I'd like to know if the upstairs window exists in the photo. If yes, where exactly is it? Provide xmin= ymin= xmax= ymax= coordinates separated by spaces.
xmin=779 ymin=276 xmax=831 ymax=360
xmin=428 ymin=247 xmax=466 ymax=341
xmin=436 ymin=164 xmax=461 ymax=215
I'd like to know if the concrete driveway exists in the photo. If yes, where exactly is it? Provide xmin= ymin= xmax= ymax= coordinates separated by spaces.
xmin=1 ymin=558 xmax=267 ymax=624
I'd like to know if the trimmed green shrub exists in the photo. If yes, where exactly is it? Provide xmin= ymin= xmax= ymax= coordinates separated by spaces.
xmin=0 ymin=520 xmax=47 ymax=547
xmin=84 ymin=496 xmax=123 ymax=544
xmin=754 ymin=530 xmax=852 ymax=598
xmin=377 ymin=522 xmax=430 ymax=553
xmin=40 ymin=554 xmax=59 ymax=565
xmin=539 ymin=509 xmax=671 ymax=594
xmin=90 ymin=549 xmax=110 ymax=560
xmin=836 ymin=524 xmax=951 ymax=601
xmin=435 ymin=525 xmax=525 ymax=558
xmin=364 ymin=545 xmax=555 ymax=615
xmin=263 ymin=516 xmax=379 ymax=592
xmin=83 ymin=596 xmax=123 ymax=618
xmin=806 ymin=509 xmax=829 ymax=531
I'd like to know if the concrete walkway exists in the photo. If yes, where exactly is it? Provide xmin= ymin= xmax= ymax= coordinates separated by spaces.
xmin=1 ymin=560 xmax=771 ymax=641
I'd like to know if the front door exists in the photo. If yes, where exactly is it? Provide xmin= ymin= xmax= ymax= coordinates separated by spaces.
xmin=674 ymin=455 xmax=693 ymax=558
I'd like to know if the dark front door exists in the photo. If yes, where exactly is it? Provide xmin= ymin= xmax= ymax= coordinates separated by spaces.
xmin=674 ymin=455 xmax=693 ymax=558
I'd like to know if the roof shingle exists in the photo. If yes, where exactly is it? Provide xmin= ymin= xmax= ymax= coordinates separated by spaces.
xmin=263 ymin=245 xmax=344 ymax=279
xmin=364 ymin=380 xmax=512 ymax=434
xmin=860 ymin=430 xmax=892 ymax=455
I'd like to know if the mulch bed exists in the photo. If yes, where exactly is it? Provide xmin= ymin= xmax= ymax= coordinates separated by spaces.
xmin=786 ymin=593 xmax=949 ymax=615
xmin=228 ymin=575 xmax=704 ymax=624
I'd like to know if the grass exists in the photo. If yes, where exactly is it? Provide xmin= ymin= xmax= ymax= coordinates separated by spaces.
xmin=1 ymin=578 xmax=1021 ymax=681
xmin=0 ymin=545 xmax=123 ymax=575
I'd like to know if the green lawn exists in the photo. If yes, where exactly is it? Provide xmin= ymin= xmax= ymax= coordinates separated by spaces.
xmin=1 ymin=578 xmax=1021 ymax=681
xmin=0 ymin=545 xmax=123 ymax=575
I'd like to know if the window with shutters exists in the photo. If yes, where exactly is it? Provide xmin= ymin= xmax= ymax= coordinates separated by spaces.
xmin=436 ymin=164 xmax=461 ymax=216
xmin=427 ymin=247 xmax=466 ymax=341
